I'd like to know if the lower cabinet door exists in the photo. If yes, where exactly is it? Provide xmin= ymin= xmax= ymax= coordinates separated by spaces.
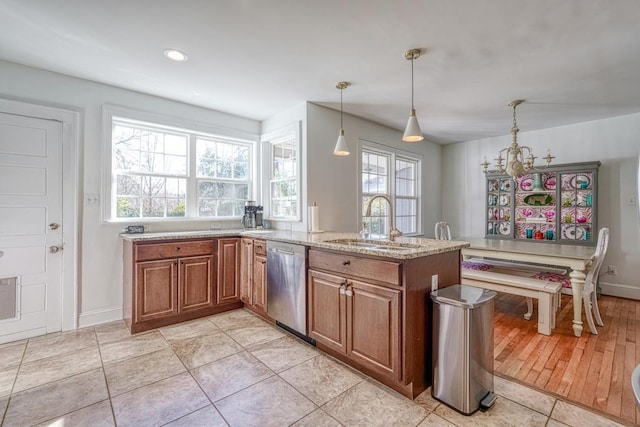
xmin=179 ymin=255 xmax=215 ymax=312
xmin=239 ymin=238 xmax=253 ymax=305
xmin=135 ymin=259 xmax=178 ymax=322
xmin=347 ymin=279 xmax=401 ymax=380
xmin=217 ymin=238 xmax=241 ymax=304
xmin=308 ymin=269 xmax=347 ymax=354
xmin=252 ymin=254 xmax=267 ymax=313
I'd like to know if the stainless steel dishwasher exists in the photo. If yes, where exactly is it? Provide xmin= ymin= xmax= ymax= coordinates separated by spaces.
xmin=266 ymin=241 xmax=308 ymax=339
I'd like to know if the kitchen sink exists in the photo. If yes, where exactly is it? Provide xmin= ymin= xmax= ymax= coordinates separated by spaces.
xmin=323 ymin=239 xmax=422 ymax=251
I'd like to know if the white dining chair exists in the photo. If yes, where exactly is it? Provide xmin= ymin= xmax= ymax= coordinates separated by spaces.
xmin=633 ymin=364 xmax=640 ymax=406
xmin=582 ymin=227 xmax=610 ymax=333
xmin=434 ymin=222 xmax=451 ymax=240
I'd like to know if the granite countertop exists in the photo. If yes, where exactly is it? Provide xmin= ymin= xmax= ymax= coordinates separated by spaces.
xmin=120 ymin=229 xmax=469 ymax=259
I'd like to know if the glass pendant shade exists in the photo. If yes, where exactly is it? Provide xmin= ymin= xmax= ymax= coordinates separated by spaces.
xmin=402 ymin=109 xmax=424 ymax=142
xmin=333 ymin=129 xmax=349 ymax=156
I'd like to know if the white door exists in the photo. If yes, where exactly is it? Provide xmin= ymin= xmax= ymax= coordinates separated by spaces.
xmin=0 ymin=112 xmax=63 ymax=344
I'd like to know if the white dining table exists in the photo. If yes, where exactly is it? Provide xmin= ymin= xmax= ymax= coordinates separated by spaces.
xmin=457 ymin=237 xmax=596 ymax=337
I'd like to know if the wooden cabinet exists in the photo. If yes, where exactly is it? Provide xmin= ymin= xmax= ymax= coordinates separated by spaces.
xmin=123 ymin=238 xmax=242 ymax=334
xmin=308 ymin=251 xmax=401 ymax=381
xmin=239 ymin=238 xmax=268 ymax=317
xmin=308 ymin=247 xmax=461 ymax=399
xmin=217 ymin=238 xmax=240 ymax=304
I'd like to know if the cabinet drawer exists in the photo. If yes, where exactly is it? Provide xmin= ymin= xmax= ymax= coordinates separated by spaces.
xmin=135 ymin=240 xmax=215 ymax=261
xmin=253 ymin=239 xmax=267 ymax=256
xmin=309 ymin=250 xmax=401 ymax=286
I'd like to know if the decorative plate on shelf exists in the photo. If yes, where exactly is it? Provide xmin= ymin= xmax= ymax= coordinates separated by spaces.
xmin=520 ymin=177 xmax=534 ymax=191
xmin=499 ymin=222 xmax=511 ymax=235
xmin=563 ymin=224 xmax=585 ymax=240
xmin=488 ymin=194 xmax=498 ymax=206
xmin=488 ymin=180 xmax=498 ymax=192
xmin=499 ymin=194 xmax=510 ymax=206
xmin=523 ymin=193 xmax=553 ymax=206
xmin=570 ymin=174 xmax=591 ymax=190
xmin=544 ymin=177 xmax=556 ymax=190
xmin=500 ymin=180 xmax=512 ymax=192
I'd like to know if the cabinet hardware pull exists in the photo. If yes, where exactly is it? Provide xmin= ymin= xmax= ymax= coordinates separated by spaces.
xmin=339 ymin=282 xmax=346 ymax=295
xmin=342 ymin=260 xmax=350 ymax=266
xmin=345 ymin=284 xmax=353 ymax=297
xmin=176 ymin=247 xmax=181 ymax=250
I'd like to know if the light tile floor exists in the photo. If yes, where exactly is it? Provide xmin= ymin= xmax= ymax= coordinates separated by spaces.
xmin=0 ymin=309 xmax=628 ymax=427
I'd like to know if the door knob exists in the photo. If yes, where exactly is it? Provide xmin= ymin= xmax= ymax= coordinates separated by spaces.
xmin=49 ymin=223 xmax=60 ymax=230
xmin=49 ymin=245 xmax=63 ymax=253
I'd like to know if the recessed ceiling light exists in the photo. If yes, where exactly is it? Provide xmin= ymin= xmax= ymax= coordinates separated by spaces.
xmin=163 ymin=49 xmax=188 ymax=62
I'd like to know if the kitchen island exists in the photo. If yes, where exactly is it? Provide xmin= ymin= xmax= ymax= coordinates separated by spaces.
xmin=121 ymin=230 xmax=469 ymax=398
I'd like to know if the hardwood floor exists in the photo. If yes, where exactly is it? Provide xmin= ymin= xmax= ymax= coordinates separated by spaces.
xmin=493 ymin=292 xmax=640 ymax=425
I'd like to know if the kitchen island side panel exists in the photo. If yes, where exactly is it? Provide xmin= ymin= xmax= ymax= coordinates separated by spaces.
xmin=403 ymin=249 xmax=461 ymax=396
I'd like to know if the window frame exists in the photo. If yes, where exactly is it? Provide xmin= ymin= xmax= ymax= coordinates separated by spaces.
xmin=358 ymin=139 xmax=422 ymax=237
xmin=261 ymin=123 xmax=302 ymax=221
xmin=102 ymin=105 xmax=259 ymax=223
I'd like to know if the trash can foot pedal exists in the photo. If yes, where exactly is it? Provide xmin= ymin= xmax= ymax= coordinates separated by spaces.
xmin=479 ymin=392 xmax=497 ymax=411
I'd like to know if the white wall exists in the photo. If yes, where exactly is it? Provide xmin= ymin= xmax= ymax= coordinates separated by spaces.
xmin=0 ymin=60 xmax=261 ymax=326
xmin=442 ymin=113 xmax=640 ymax=298
xmin=305 ymin=103 xmax=443 ymax=235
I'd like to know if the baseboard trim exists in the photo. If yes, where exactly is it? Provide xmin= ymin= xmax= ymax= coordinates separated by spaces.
xmin=561 ymin=282 xmax=640 ymax=301
xmin=599 ymin=282 xmax=640 ymax=300
xmin=78 ymin=306 xmax=122 ymax=328
xmin=0 ymin=327 xmax=47 ymax=345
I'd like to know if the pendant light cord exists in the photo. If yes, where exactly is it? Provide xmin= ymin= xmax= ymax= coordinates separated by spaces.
xmin=411 ymin=54 xmax=415 ymax=110
xmin=340 ymin=87 xmax=344 ymax=130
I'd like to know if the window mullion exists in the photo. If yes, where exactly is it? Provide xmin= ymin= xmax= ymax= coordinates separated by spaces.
xmin=187 ymin=134 xmax=198 ymax=218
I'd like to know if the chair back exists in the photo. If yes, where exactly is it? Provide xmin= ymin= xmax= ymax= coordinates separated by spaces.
xmin=434 ymin=222 xmax=451 ymax=240
xmin=585 ymin=227 xmax=610 ymax=288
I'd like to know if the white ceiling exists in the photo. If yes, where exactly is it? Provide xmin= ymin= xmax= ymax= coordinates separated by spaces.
xmin=1 ymin=0 xmax=639 ymax=144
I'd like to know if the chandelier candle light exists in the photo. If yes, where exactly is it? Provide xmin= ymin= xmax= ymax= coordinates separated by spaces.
xmin=481 ymin=99 xmax=554 ymax=180
xmin=402 ymin=48 xmax=424 ymax=142
xmin=333 ymin=81 xmax=350 ymax=156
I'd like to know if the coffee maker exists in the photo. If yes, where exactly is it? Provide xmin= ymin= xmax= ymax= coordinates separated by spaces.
xmin=242 ymin=201 xmax=263 ymax=229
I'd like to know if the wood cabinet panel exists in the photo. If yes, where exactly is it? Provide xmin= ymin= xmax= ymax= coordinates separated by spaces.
xmin=253 ymin=254 xmax=267 ymax=313
xmin=180 ymin=255 xmax=214 ymax=312
xmin=240 ymin=238 xmax=253 ymax=305
xmin=308 ymin=269 xmax=347 ymax=354
xmin=217 ymin=238 xmax=240 ymax=304
xmin=135 ymin=240 xmax=214 ymax=261
xmin=309 ymin=250 xmax=401 ymax=286
xmin=135 ymin=259 xmax=178 ymax=323
xmin=348 ymin=278 xmax=401 ymax=380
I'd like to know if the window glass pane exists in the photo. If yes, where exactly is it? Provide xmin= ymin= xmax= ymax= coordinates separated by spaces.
xmin=116 ymin=196 xmax=140 ymax=218
xmin=142 ymin=197 xmax=166 ymax=217
xmin=116 ymin=174 xmax=140 ymax=196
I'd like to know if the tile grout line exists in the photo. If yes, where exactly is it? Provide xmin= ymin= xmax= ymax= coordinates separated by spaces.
xmin=1 ymin=338 xmax=28 ymax=426
xmin=95 ymin=327 xmax=119 ymax=427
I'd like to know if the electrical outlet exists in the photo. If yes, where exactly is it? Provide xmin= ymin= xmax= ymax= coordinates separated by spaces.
xmin=431 ymin=274 xmax=439 ymax=291
xmin=607 ymin=265 xmax=618 ymax=275
xmin=85 ymin=193 xmax=100 ymax=206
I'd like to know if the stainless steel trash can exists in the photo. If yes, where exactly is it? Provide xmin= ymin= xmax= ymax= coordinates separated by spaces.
xmin=431 ymin=284 xmax=497 ymax=415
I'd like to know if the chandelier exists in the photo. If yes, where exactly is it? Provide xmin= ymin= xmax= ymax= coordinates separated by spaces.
xmin=481 ymin=100 xmax=554 ymax=180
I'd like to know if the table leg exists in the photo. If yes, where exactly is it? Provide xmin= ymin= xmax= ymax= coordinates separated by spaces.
xmin=569 ymin=269 xmax=587 ymax=337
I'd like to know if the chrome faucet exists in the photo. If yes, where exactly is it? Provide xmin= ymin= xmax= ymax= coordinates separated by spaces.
xmin=364 ymin=195 xmax=403 ymax=241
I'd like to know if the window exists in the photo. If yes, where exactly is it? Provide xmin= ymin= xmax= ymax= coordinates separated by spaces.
xmin=263 ymin=124 xmax=301 ymax=220
xmin=361 ymin=143 xmax=421 ymax=236
xmin=107 ymin=112 xmax=256 ymax=221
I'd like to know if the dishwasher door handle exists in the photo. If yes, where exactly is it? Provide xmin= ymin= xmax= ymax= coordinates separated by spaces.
xmin=273 ymin=248 xmax=296 ymax=256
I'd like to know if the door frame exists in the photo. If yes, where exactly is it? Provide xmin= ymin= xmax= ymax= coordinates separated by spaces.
xmin=0 ymin=97 xmax=79 ymax=331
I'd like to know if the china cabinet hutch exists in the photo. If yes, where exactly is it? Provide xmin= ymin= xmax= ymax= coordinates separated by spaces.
xmin=485 ymin=161 xmax=600 ymax=246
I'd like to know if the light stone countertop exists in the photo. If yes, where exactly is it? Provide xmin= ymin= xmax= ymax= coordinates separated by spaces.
xmin=120 ymin=229 xmax=469 ymax=260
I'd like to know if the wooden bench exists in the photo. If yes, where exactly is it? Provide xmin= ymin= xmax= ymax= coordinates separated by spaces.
xmin=461 ymin=268 xmax=562 ymax=335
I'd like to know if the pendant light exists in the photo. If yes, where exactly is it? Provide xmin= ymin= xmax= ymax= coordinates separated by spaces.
xmin=333 ymin=81 xmax=350 ymax=156
xmin=402 ymin=48 xmax=424 ymax=142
